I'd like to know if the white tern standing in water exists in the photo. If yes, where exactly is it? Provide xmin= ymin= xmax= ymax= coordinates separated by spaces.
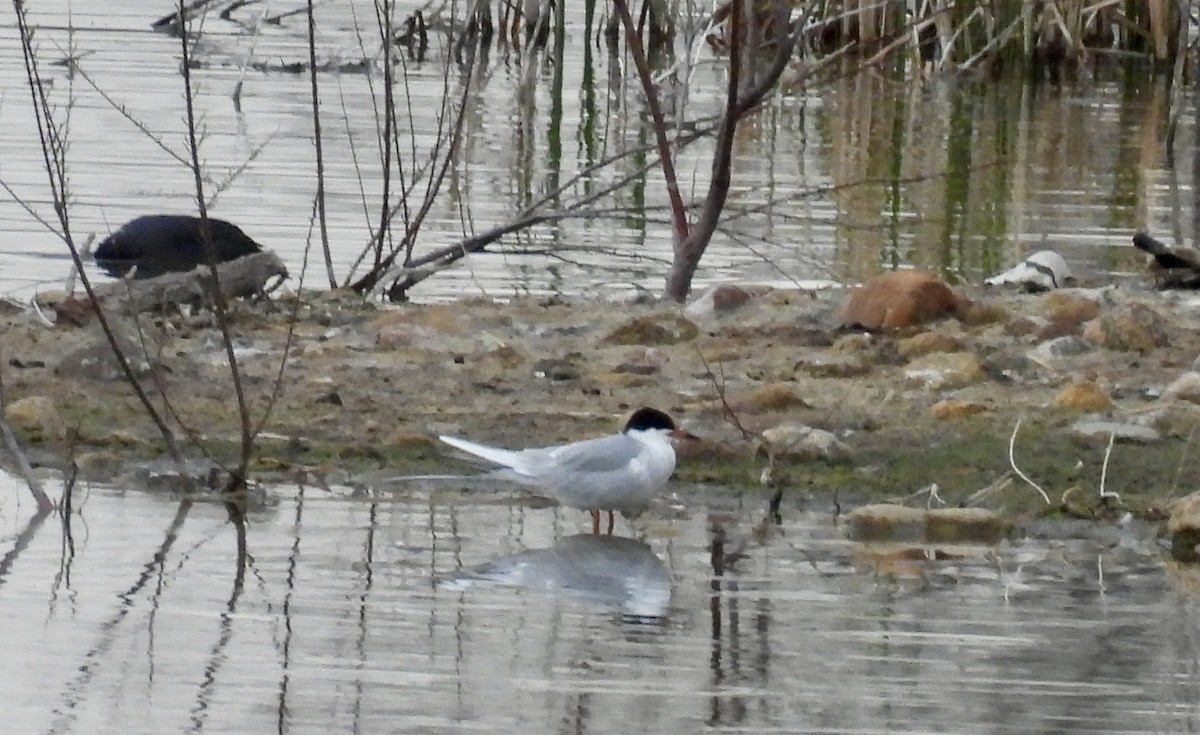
xmin=439 ymin=407 xmax=681 ymax=534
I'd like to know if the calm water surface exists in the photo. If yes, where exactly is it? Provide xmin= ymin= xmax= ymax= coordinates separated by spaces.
xmin=2 ymin=468 xmax=1198 ymax=733
xmin=0 ymin=2 xmax=1195 ymax=300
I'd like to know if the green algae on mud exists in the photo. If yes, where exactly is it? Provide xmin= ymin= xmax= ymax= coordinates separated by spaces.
xmin=15 ymin=397 xmax=1194 ymax=522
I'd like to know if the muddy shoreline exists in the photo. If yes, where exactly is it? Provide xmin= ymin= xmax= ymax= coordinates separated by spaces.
xmin=2 ymin=280 xmax=1199 ymax=520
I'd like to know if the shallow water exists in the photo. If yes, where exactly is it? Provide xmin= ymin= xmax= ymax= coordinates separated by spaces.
xmin=0 ymin=3 xmax=1195 ymax=301
xmin=3 ymin=467 xmax=1198 ymax=733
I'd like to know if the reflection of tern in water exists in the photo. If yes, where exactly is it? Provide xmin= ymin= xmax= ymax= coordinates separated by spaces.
xmin=439 ymin=534 xmax=672 ymax=619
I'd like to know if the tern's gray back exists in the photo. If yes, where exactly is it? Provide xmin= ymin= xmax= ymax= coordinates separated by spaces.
xmin=513 ymin=432 xmax=672 ymax=514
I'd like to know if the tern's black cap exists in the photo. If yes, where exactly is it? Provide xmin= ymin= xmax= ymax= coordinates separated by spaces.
xmin=623 ymin=407 xmax=676 ymax=433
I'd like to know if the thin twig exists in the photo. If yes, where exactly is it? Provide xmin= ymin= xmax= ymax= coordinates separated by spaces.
xmin=1098 ymin=430 xmax=1121 ymax=501
xmin=1009 ymin=418 xmax=1051 ymax=505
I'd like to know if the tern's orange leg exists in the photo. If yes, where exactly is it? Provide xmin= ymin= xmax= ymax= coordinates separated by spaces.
xmin=591 ymin=510 xmax=601 ymax=535
xmin=606 ymin=511 xmax=615 ymax=535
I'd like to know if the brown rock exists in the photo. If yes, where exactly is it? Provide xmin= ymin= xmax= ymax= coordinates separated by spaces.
xmin=836 ymin=271 xmax=971 ymax=331
xmin=924 ymin=508 xmax=1006 ymax=544
xmin=735 ymin=384 xmax=810 ymax=412
xmin=711 ymin=285 xmax=752 ymax=310
xmin=1081 ymin=303 xmax=1169 ymax=352
xmin=959 ymin=301 xmax=1009 ymax=326
xmin=1053 ymin=380 xmax=1112 ymax=411
xmin=930 ymin=399 xmax=989 ymax=419
xmin=847 ymin=504 xmax=1006 ymax=544
xmin=898 ymin=331 xmax=964 ymax=359
xmin=54 ymin=297 xmax=98 ymax=327
xmin=685 ymin=284 xmax=753 ymax=318
xmin=376 ymin=322 xmax=438 ymax=349
xmin=1036 ymin=293 xmax=1099 ymax=324
xmin=604 ymin=313 xmax=699 ymax=346
xmin=384 ymin=430 xmax=436 ymax=448
xmin=1037 ymin=292 xmax=1100 ymax=339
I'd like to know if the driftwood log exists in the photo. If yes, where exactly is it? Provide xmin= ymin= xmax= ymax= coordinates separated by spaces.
xmin=55 ymin=251 xmax=288 ymax=326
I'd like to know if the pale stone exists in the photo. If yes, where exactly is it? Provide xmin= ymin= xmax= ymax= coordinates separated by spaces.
xmin=904 ymin=352 xmax=984 ymax=389
xmin=4 ymin=396 xmax=66 ymax=440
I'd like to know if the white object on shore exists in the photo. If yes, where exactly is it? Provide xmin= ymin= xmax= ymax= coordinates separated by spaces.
xmin=985 ymin=250 xmax=1073 ymax=290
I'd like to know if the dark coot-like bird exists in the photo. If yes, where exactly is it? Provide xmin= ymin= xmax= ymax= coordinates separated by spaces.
xmin=94 ymin=215 xmax=264 ymax=279
xmin=1132 ymin=231 xmax=1200 ymax=289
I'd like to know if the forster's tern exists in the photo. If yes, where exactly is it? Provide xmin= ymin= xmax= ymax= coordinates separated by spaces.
xmin=439 ymin=407 xmax=679 ymax=534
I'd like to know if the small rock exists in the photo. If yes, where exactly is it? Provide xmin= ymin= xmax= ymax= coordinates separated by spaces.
xmin=532 ymin=357 xmax=580 ymax=381
xmin=846 ymin=504 xmax=1006 ymax=544
xmin=1038 ymin=291 xmax=1100 ymax=329
xmin=56 ymin=337 xmax=157 ymax=381
xmin=315 ymin=390 xmax=343 ymax=406
xmin=836 ymin=271 xmax=971 ymax=331
xmin=1070 ymin=420 xmax=1160 ymax=443
xmin=903 ymin=352 xmax=983 ymax=389
xmin=1081 ymin=303 xmax=1169 ymax=352
xmin=981 ymin=352 xmax=1036 ymax=381
xmin=54 ymin=297 xmax=98 ymax=327
xmin=827 ymin=333 xmax=875 ymax=355
xmin=735 ymin=384 xmax=810 ymax=412
xmin=758 ymin=422 xmax=850 ymax=461
xmin=1162 ymin=372 xmax=1200 ymax=403
xmin=846 ymin=504 xmax=928 ymax=542
xmin=1004 ymin=316 xmax=1040 ymax=338
xmin=376 ymin=322 xmax=438 ymax=349
xmin=1168 ymin=492 xmax=1200 ymax=561
xmin=794 ymin=351 xmax=872 ymax=378
xmin=1027 ymin=336 xmax=1093 ymax=369
xmin=959 ymin=301 xmax=1009 ymax=326
xmin=480 ymin=345 xmax=526 ymax=369
xmin=930 ymin=399 xmax=989 ymax=419
xmin=897 ymin=331 xmax=964 ymax=359
xmin=684 ymin=284 xmax=753 ymax=319
xmin=1053 ymin=381 xmax=1112 ymax=412
xmin=4 ymin=396 xmax=66 ymax=441
xmin=613 ymin=347 xmax=666 ymax=375
xmin=604 ymin=313 xmax=699 ymax=346
xmin=924 ymin=508 xmax=1007 ymax=544
xmin=385 ymin=430 xmax=435 ymax=448
xmin=75 ymin=451 xmax=124 ymax=480
xmin=108 ymin=429 xmax=142 ymax=446
xmin=613 ymin=362 xmax=660 ymax=376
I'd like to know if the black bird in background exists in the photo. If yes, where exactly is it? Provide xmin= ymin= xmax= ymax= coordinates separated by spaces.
xmin=1132 ymin=231 xmax=1200 ymax=289
xmin=94 ymin=215 xmax=264 ymax=279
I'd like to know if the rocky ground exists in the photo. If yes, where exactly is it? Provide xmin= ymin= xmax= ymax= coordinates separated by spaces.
xmin=2 ymin=276 xmax=1200 ymax=521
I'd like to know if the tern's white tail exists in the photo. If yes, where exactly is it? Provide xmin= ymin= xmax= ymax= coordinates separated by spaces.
xmin=439 ymin=435 xmax=525 ymax=470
